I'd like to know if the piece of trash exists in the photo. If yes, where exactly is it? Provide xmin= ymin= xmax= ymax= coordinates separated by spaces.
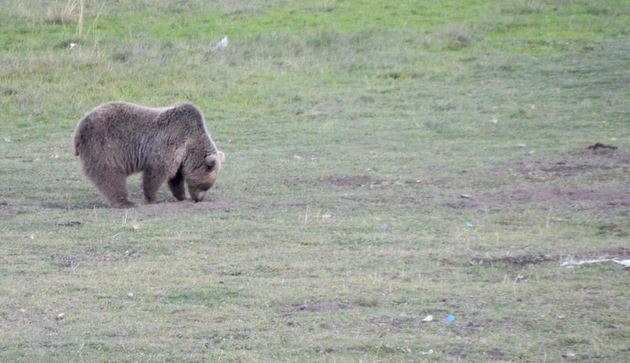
xmin=490 ymin=117 xmax=498 ymax=124
xmin=446 ymin=314 xmax=456 ymax=324
xmin=464 ymin=222 xmax=475 ymax=229
xmin=420 ymin=349 xmax=433 ymax=355
xmin=293 ymin=154 xmax=302 ymax=160
xmin=321 ymin=213 xmax=332 ymax=220
xmin=561 ymin=258 xmax=630 ymax=269
xmin=3 ymin=138 xmax=10 ymax=143
xmin=29 ymin=234 xmax=35 ymax=240
xmin=69 ymin=42 xmax=76 ymax=49
xmin=459 ymin=194 xmax=472 ymax=199
xmin=421 ymin=314 xmax=434 ymax=322
xmin=528 ymin=150 xmax=535 ymax=155
xmin=127 ymin=292 xmax=134 ymax=298
xmin=212 ymin=36 xmax=229 ymax=51
xmin=380 ymin=223 xmax=389 ymax=233
xmin=562 ymin=351 xmax=576 ymax=359
xmin=56 ymin=313 xmax=65 ymax=320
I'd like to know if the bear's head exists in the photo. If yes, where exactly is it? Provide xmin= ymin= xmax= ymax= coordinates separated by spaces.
xmin=185 ymin=150 xmax=225 ymax=202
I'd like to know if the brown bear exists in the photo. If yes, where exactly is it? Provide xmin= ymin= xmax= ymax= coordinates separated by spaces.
xmin=74 ymin=101 xmax=225 ymax=208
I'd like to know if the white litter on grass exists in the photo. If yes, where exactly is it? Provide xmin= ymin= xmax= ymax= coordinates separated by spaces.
xmin=421 ymin=314 xmax=434 ymax=322
xmin=69 ymin=42 xmax=77 ymax=49
xmin=420 ymin=349 xmax=433 ymax=355
xmin=212 ymin=36 xmax=229 ymax=51
xmin=561 ymin=258 xmax=630 ymax=268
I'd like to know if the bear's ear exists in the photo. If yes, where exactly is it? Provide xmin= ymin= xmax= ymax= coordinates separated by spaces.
xmin=205 ymin=155 xmax=217 ymax=170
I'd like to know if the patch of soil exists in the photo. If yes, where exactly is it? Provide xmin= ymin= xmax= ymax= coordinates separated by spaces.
xmin=449 ymin=187 xmax=630 ymax=211
xmin=473 ymin=247 xmax=628 ymax=267
xmin=280 ymin=300 xmax=355 ymax=316
xmin=516 ymin=144 xmax=630 ymax=180
xmin=57 ymin=221 xmax=82 ymax=227
xmin=472 ymin=254 xmax=556 ymax=267
xmin=587 ymin=142 xmax=617 ymax=152
xmin=326 ymin=175 xmax=378 ymax=188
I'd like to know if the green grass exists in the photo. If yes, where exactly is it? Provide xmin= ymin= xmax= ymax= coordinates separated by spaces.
xmin=1 ymin=0 xmax=629 ymax=361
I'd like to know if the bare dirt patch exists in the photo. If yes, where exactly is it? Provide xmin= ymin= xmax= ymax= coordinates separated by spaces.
xmin=516 ymin=144 xmax=629 ymax=180
xmin=451 ymin=187 xmax=630 ymax=211
xmin=472 ymin=253 xmax=556 ymax=267
xmin=472 ymin=247 xmax=628 ymax=267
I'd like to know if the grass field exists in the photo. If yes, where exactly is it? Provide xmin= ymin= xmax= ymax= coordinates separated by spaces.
xmin=1 ymin=0 xmax=629 ymax=361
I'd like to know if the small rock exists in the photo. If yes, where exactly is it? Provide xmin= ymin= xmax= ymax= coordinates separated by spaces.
xmin=459 ymin=194 xmax=472 ymax=199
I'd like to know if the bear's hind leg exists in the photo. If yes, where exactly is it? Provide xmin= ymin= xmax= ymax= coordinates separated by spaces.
xmin=143 ymin=168 xmax=168 ymax=204
xmin=91 ymin=172 xmax=135 ymax=208
xmin=168 ymin=168 xmax=186 ymax=201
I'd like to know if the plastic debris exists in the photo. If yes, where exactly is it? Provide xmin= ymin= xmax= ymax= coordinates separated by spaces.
xmin=380 ymin=223 xmax=389 ymax=233
xmin=56 ymin=313 xmax=65 ymax=320
xmin=69 ymin=42 xmax=76 ymax=49
xmin=212 ymin=36 xmax=229 ymax=51
xmin=446 ymin=314 xmax=456 ymax=324
xmin=464 ymin=222 xmax=475 ymax=229
xmin=420 ymin=349 xmax=433 ymax=355
xmin=421 ymin=314 xmax=434 ymax=322
xmin=459 ymin=194 xmax=472 ymax=199
xmin=561 ymin=258 xmax=630 ymax=269
xmin=127 ymin=292 xmax=134 ymax=298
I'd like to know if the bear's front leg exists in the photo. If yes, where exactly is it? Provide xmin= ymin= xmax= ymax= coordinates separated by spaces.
xmin=142 ymin=168 xmax=168 ymax=204
xmin=168 ymin=168 xmax=186 ymax=201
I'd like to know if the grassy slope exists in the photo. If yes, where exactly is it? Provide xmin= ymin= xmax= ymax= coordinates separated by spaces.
xmin=1 ymin=0 xmax=629 ymax=361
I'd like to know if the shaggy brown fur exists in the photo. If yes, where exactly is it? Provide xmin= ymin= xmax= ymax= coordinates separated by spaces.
xmin=74 ymin=102 xmax=225 ymax=208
